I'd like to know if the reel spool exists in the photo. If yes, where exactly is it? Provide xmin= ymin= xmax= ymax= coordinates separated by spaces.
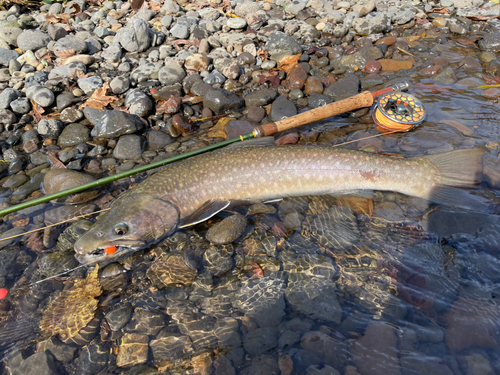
xmin=372 ymin=91 xmax=426 ymax=132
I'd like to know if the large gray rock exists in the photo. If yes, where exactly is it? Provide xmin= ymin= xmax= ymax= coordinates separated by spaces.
xmin=352 ymin=13 xmax=390 ymax=35
xmin=35 ymin=119 xmax=63 ymax=138
xmin=203 ymin=88 xmax=245 ymax=114
xmin=269 ymin=96 xmax=297 ymax=122
xmin=0 ymin=88 xmax=20 ymax=109
xmin=26 ymin=85 xmax=55 ymax=108
xmin=323 ymin=73 xmax=359 ymax=101
xmin=17 ymin=30 xmax=52 ymax=51
xmin=158 ymin=64 xmax=186 ymax=85
xmin=479 ymin=31 xmax=500 ymax=52
xmin=161 ymin=0 xmax=180 ymax=14
xmin=0 ymin=27 xmax=22 ymax=47
xmin=91 ymin=110 xmax=144 ymax=138
xmin=53 ymin=35 xmax=87 ymax=54
xmin=114 ymin=19 xmax=151 ymax=53
xmin=0 ymin=48 xmax=19 ymax=66
xmin=245 ymin=88 xmax=277 ymax=107
xmin=48 ymin=61 xmax=86 ymax=79
xmin=113 ymin=134 xmax=144 ymax=160
xmin=58 ymin=123 xmax=90 ymax=147
xmin=6 ymin=352 xmax=58 ymax=375
xmin=264 ymin=31 xmax=302 ymax=61
xmin=101 ymin=45 xmax=122 ymax=62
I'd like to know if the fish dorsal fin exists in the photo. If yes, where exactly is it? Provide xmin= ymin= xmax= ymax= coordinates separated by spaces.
xmin=179 ymin=199 xmax=231 ymax=228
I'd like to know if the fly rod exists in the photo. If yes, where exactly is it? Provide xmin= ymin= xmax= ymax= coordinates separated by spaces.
xmin=0 ymin=82 xmax=411 ymax=217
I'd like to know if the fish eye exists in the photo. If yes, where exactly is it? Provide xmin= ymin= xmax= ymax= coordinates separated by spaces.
xmin=114 ymin=223 xmax=129 ymax=236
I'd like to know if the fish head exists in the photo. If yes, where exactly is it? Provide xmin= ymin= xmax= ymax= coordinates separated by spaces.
xmin=74 ymin=194 xmax=180 ymax=266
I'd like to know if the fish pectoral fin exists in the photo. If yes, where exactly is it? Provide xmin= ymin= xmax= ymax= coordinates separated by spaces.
xmin=179 ymin=199 xmax=231 ymax=228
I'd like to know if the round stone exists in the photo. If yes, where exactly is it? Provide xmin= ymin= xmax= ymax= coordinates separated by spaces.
xmin=184 ymin=53 xmax=210 ymax=72
xmin=227 ymin=18 xmax=247 ymax=29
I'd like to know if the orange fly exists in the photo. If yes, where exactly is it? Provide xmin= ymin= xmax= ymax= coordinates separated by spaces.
xmin=104 ymin=246 xmax=117 ymax=255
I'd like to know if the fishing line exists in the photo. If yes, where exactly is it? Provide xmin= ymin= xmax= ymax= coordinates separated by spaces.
xmin=0 ymin=208 xmax=111 ymax=243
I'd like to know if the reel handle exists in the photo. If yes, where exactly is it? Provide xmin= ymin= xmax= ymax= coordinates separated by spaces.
xmin=254 ymin=90 xmax=375 ymax=137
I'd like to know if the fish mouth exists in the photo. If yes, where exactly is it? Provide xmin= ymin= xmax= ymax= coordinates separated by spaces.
xmin=75 ymin=241 xmax=146 ymax=267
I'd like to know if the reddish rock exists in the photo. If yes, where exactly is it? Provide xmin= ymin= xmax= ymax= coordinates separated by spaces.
xmin=157 ymin=96 xmax=182 ymax=115
xmin=379 ymin=59 xmax=413 ymax=71
xmin=375 ymin=36 xmax=397 ymax=46
xmin=222 ymin=62 xmax=240 ymax=80
xmin=172 ymin=114 xmax=195 ymax=133
xmin=365 ymin=60 xmax=382 ymax=74
xmin=275 ymin=132 xmax=299 ymax=145
xmin=419 ymin=65 xmax=442 ymax=77
xmin=482 ymin=87 xmax=500 ymax=100
xmin=286 ymin=64 xmax=308 ymax=90
xmin=304 ymin=76 xmax=323 ymax=95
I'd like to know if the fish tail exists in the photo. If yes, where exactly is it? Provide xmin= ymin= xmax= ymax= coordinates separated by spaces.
xmin=422 ymin=148 xmax=484 ymax=208
xmin=423 ymin=148 xmax=484 ymax=188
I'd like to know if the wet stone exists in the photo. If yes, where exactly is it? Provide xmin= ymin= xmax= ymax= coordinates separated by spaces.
xmin=245 ymin=88 xmax=277 ymax=107
xmin=147 ymin=130 xmax=174 ymax=150
xmin=158 ymin=64 xmax=186 ymax=85
xmin=203 ymin=88 xmax=245 ymax=114
xmin=58 ymin=123 xmax=90 ymax=147
xmin=75 ymin=343 xmax=109 ymax=375
xmin=324 ymin=73 xmax=359 ymax=101
xmin=306 ymin=365 xmax=341 ymax=375
xmin=150 ymin=335 xmax=194 ymax=365
xmin=91 ymin=110 xmax=143 ymax=138
xmin=35 ymin=119 xmax=63 ymax=139
xmin=241 ymin=355 xmax=279 ymax=375
xmin=43 ymin=169 xmax=98 ymax=204
xmin=308 ymin=92 xmax=332 ymax=109
xmin=433 ymin=66 xmax=457 ymax=84
xmin=113 ymin=134 xmax=144 ymax=160
xmin=301 ymin=331 xmax=347 ymax=367
xmin=287 ymin=64 xmax=308 ymax=90
xmin=265 ymin=31 xmax=302 ymax=61
xmin=5 ymin=351 xmax=58 ymax=375
xmin=304 ymin=76 xmax=323 ymax=95
xmin=243 ymin=327 xmax=279 ymax=356
xmin=124 ymin=307 xmax=165 ymax=336
xmin=59 ymin=107 xmax=83 ymax=123
xmin=116 ymin=333 xmax=149 ymax=368
xmin=269 ymin=96 xmax=297 ymax=122
xmin=110 ymin=76 xmax=130 ymax=94
xmin=225 ymin=120 xmax=255 ymax=139
xmin=353 ymin=321 xmax=400 ymax=375
xmin=245 ymin=106 xmax=266 ymax=123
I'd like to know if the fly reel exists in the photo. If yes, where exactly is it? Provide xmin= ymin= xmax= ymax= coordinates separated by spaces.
xmin=372 ymin=91 xmax=426 ymax=132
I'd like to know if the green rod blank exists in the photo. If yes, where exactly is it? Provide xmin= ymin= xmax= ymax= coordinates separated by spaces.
xmin=0 ymin=132 xmax=256 ymax=217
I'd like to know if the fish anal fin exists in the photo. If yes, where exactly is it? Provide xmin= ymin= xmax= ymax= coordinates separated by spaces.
xmin=179 ymin=200 xmax=231 ymax=228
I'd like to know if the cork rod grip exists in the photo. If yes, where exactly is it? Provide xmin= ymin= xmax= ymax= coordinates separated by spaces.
xmin=254 ymin=91 xmax=375 ymax=137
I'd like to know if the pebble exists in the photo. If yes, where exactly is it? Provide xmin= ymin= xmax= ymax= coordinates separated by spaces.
xmin=110 ymin=76 xmax=130 ymax=94
xmin=0 ymin=88 xmax=20 ymax=109
xmin=53 ymin=35 xmax=87 ymax=53
xmin=116 ymin=333 xmax=149 ymax=367
xmin=245 ymin=88 xmax=277 ymax=107
xmin=185 ymin=53 xmax=209 ymax=72
xmin=269 ymin=96 xmax=297 ymax=122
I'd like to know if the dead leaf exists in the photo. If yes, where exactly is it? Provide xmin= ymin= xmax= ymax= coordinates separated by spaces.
xmin=131 ymin=0 xmax=145 ymax=12
xmin=79 ymin=82 xmax=119 ymax=111
xmin=148 ymin=1 xmax=161 ymax=11
xmin=256 ymin=47 xmax=268 ymax=61
xmin=54 ymin=49 xmax=76 ymax=66
xmin=482 ymin=75 xmax=500 ymax=85
xmin=425 ymin=7 xmax=450 ymax=14
xmin=277 ymin=54 xmax=301 ymax=74
xmin=47 ymin=150 xmax=67 ymax=169
xmin=46 ymin=15 xmax=64 ymax=24
xmin=258 ymin=71 xmax=280 ymax=88
xmin=30 ymin=99 xmax=45 ymax=123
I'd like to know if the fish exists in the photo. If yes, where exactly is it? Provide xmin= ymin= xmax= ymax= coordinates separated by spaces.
xmin=74 ymin=145 xmax=483 ymax=266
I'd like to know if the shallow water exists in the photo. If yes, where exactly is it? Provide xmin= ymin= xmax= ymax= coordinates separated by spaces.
xmin=1 ymin=44 xmax=500 ymax=375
